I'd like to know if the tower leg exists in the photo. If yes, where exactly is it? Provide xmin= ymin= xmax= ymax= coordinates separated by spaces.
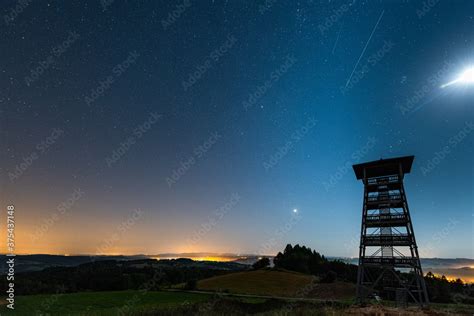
xmin=356 ymin=264 xmax=364 ymax=303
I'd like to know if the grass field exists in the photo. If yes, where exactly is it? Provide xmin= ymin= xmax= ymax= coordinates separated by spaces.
xmin=1 ymin=287 xmax=473 ymax=315
xmin=197 ymin=269 xmax=356 ymax=300
xmin=197 ymin=269 xmax=321 ymax=297
xmin=0 ymin=290 xmax=211 ymax=316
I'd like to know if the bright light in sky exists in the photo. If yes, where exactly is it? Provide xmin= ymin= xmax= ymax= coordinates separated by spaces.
xmin=441 ymin=67 xmax=474 ymax=88
xmin=293 ymin=208 xmax=298 ymax=214
xmin=459 ymin=67 xmax=474 ymax=83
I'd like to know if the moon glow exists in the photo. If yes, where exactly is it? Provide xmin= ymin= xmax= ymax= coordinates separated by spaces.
xmin=441 ymin=67 xmax=474 ymax=88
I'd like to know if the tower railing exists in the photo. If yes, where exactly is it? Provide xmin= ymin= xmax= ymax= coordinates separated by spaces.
xmin=367 ymin=175 xmax=399 ymax=185
xmin=367 ymin=194 xmax=402 ymax=203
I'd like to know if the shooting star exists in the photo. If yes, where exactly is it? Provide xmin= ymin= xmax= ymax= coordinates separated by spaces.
xmin=344 ymin=10 xmax=385 ymax=88
xmin=332 ymin=21 xmax=344 ymax=55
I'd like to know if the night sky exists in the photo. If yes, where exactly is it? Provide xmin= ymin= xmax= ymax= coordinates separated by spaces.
xmin=1 ymin=0 xmax=473 ymax=258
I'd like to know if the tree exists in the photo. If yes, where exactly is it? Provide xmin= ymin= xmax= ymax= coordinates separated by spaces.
xmin=252 ymin=257 xmax=270 ymax=270
xmin=273 ymin=244 xmax=326 ymax=274
xmin=272 ymin=244 xmax=358 ymax=282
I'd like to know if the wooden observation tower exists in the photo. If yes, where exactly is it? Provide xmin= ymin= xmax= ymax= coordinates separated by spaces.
xmin=353 ymin=156 xmax=429 ymax=306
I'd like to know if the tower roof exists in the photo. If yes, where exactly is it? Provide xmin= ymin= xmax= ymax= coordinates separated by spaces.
xmin=352 ymin=155 xmax=414 ymax=180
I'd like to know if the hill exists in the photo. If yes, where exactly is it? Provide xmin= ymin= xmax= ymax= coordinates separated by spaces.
xmin=0 ymin=255 xmax=249 ymax=274
xmin=197 ymin=269 xmax=355 ymax=300
xmin=0 ymin=258 xmax=248 ymax=296
xmin=0 ymin=254 xmax=148 ymax=274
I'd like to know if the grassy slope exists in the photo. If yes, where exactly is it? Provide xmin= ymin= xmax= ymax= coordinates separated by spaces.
xmin=198 ymin=269 xmax=329 ymax=298
xmin=0 ymin=290 xmax=211 ymax=316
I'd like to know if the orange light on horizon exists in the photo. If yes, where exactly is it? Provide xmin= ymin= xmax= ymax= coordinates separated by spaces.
xmin=150 ymin=255 xmax=241 ymax=262
xmin=431 ymin=273 xmax=474 ymax=284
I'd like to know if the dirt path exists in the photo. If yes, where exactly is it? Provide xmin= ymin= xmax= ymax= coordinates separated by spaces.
xmin=164 ymin=288 xmax=340 ymax=303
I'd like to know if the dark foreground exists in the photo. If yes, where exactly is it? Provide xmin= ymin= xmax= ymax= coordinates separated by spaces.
xmin=1 ymin=290 xmax=474 ymax=316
